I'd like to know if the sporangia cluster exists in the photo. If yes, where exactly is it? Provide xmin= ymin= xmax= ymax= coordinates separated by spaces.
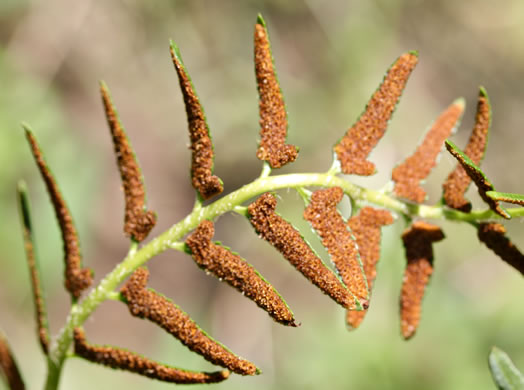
xmin=248 ymin=193 xmax=357 ymax=310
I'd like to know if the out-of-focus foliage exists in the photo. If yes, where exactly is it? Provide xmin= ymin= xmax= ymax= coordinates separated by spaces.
xmin=1 ymin=1 xmax=523 ymax=389
xmin=489 ymin=347 xmax=524 ymax=390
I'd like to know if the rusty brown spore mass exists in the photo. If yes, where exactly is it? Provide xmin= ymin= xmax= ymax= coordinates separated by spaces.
xmin=170 ymin=45 xmax=223 ymax=200
xmin=247 ymin=193 xmax=357 ymax=310
xmin=121 ymin=268 xmax=258 ymax=376
xmin=100 ymin=83 xmax=157 ymax=242
xmin=400 ymin=221 xmax=444 ymax=340
xmin=254 ymin=20 xmax=298 ymax=168
xmin=186 ymin=220 xmax=297 ymax=326
xmin=346 ymin=207 xmax=394 ymax=329
xmin=478 ymin=223 xmax=524 ymax=275
xmin=443 ymin=89 xmax=491 ymax=211
xmin=17 ymin=185 xmax=49 ymax=354
xmin=444 ymin=141 xmax=509 ymax=219
xmin=73 ymin=328 xmax=229 ymax=384
xmin=392 ymin=100 xmax=464 ymax=203
xmin=24 ymin=128 xmax=92 ymax=300
xmin=334 ymin=52 xmax=418 ymax=176
xmin=0 ymin=332 xmax=25 ymax=390
xmin=303 ymin=187 xmax=369 ymax=309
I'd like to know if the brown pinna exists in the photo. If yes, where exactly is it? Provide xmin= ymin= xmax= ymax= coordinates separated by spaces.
xmin=100 ymin=82 xmax=157 ymax=242
xmin=254 ymin=15 xmax=298 ymax=169
xmin=121 ymin=268 xmax=260 ymax=376
xmin=0 ymin=331 xmax=25 ymax=390
xmin=248 ymin=192 xmax=357 ymax=310
xmin=186 ymin=220 xmax=297 ymax=326
xmin=303 ymin=187 xmax=369 ymax=310
xmin=73 ymin=328 xmax=230 ymax=384
xmin=24 ymin=126 xmax=93 ymax=300
xmin=478 ymin=222 xmax=524 ymax=275
xmin=392 ymin=99 xmax=464 ymax=203
xmin=400 ymin=221 xmax=444 ymax=340
xmin=334 ymin=51 xmax=418 ymax=176
xmin=443 ymin=88 xmax=491 ymax=211
xmin=170 ymin=42 xmax=224 ymax=200
xmin=346 ymin=207 xmax=394 ymax=329
xmin=16 ymin=182 xmax=49 ymax=354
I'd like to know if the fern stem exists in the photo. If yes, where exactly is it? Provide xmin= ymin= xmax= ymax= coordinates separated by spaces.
xmin=43 ymin=171 xmax=524 ymax=389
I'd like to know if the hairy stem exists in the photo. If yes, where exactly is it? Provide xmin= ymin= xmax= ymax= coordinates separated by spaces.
xmin=43 ymin=171 xmax=524 ymax=389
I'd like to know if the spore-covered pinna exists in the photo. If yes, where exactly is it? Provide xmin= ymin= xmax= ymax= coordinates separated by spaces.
xmin=3 ymin=14 xmax=523 ymax=390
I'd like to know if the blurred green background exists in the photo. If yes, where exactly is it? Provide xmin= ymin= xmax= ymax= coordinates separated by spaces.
xmin=1 ymin=1 xmax=523 ymax=389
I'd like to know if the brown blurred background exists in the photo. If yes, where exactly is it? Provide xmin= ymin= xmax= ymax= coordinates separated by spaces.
xmin=1 ymin=1 xmax=523 ymax=389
